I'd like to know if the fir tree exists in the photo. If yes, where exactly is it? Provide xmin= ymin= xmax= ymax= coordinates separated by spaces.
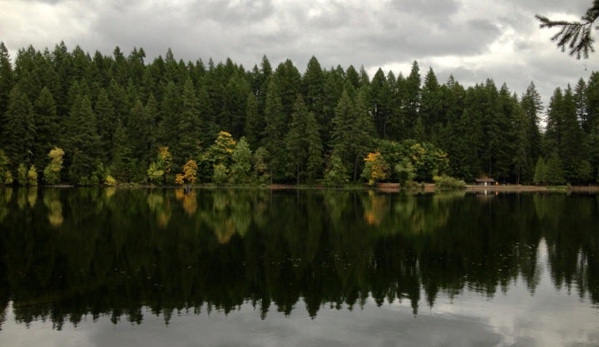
xmin=4 ymin=86 xmax=36 ymax=169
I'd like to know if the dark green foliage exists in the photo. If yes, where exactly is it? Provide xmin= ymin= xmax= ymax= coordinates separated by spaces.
xmin=176 ymin=78 xmax=202 ymax=166
xmin=262 ymin=77 xmax=287 ymax=182
xmin=33 ymin=87 xmax=59 ymax=171
xmin=434 ymin=176 xmax=466 ymax=190
xmin=63 ymin=95 xmax=101 ymax=185
xmin=244 ymin=92 xmax=262 ymax=149
xmin=4 ymin=86 xmax=35 ymax=169
xmin=536 ymin=1 xmax=599 ymax=59
xmin=0 ymin=42 xmax=14 ymax=120
xmin=331 ymin=87 xmax=375 ymax=181
xmin=285 ymin=95 xmax=324 ymax=184
xmin=0 ymin=42 xmax=594 ymax=185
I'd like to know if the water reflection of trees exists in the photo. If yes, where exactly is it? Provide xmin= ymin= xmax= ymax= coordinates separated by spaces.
xmin=0 ymin=188 xmax=597 ymax=329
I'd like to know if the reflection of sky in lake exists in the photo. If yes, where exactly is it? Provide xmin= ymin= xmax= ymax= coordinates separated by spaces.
xmin=1 ymin=240 xmax=598 ymax=347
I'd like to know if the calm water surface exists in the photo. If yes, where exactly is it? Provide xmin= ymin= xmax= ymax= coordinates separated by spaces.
xmin=0 ymin=188 xmax=597 ymax=347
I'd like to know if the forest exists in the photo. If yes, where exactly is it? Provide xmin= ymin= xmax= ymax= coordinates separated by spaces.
xmin=0 ymin=41 xmax=598 ymax=186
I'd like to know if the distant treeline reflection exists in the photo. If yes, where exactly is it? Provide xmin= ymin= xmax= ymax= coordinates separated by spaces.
xmin=0 ymin=188 xmax=597 ymax=329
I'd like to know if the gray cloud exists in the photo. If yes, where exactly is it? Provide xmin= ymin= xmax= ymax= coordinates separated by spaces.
xmin=0 ymin=0 xmax=596 ymax=106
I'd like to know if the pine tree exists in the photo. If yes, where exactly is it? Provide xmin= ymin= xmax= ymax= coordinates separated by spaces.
xmin=305 ymin=111 xmax=323 ymax=183
xmin=128 ymin=96 xmax=155 ymax=181
xmin=223 ymin=74 xmax=250 ymax=139
xmin=533 ymin=157 xmax=546 ymax=185
xmin=4 ymin=86 xmax=36 ymax=169
xmin=513 ymin=106 xmax=530 ymax=184
xmin=110 ymin=119 xmax=132 ymax=182
xmin=262 ymin=77 xmax=287 ymax=181
xmin=370 ymin=68 xmax=393 ymax=138
xmin=302 ymin=56 xmax=324 ymax=116
xmin=520 ymin=82 xmax=543 ymax=175
xmin=33 ymin=87 xmax=59 ymax=171
xmin=64 ymin=95 xmax=101 ymax=184
xmin=320 ymin=68 xmax=344 ymax=145
xmin=244 ymin=91 xmax=262 ymax=149
xmin=285 ymin=95 xmax=310 ymax=184
xmin=585 ymin=72 xmax=599 ymax=133
xmin=0 ymin=42 xmax=14 ymax=123
xmin=331 ymin=87 xmax=374 ymax=181
xmin=405 ymin=61 xmax=421 ymax=138
xmin=176 ymin=78 xmax=201 ymax=167
xmin=95 ymin=88 xmax=116 ymax=163
xmin=157 ymin=81 xmax=182 ymax=152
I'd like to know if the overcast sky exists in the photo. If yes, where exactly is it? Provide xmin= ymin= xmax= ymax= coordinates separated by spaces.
xmin=0 ymin=0 xmax=596 ymax=112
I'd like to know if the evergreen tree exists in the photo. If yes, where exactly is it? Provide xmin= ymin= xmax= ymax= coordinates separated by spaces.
xmin=33 ymin=87 xmax=59 ymax=171
xmin=320 ymin=68 xmax=344 ymax=145
xmin=157 ymin=81 xmax=182 ymax=152
xmin=285 ymin=95 xmax=309 ymax=184
xmin=262 ymin=77 xmax=287 ymax=181
xmin=95 ymin=88 xmax=116 ymax=163
xmin=244 ymin=91 xmax=262 ymax=149
xmin=302 ymin=56 xmax=325 ymax=116
xmin=63 ymin=95 xmax=101 ymax=185
xmin=533 ymin=157 xmax=546 ymax=185
xmin=520 ymin=82 xmax=543 ymax=175
xmin=560 ymin=85 xmax=590 ymax=183
xmin=4 ymin=86 xmax=36 ymax=169
xmin=176 ymin=78 xmax=201 ymax=167
xmin=574 ymin=78 xmax=588 ymax=130
xmin=0 ymin=42 xmax=13 ymax=123
xmin=545 ymin=154 xmax=565 ymax=185
xmin=51 ymin=41 xmax=73 ymax=118
xmin=305 ymin=111 xmax=323 ymax=183
xmin=584 ymin=72 xmax=599 ymax=133
xmin=331 ymin=87 xmax=375 ymax=181
xmin=405 ymin=61 xmax=421 ymax=138
xmin=370 ymin=68 xmax=393 ymax=138
xmin=110 ymin=119 xmax=132 ymax=182
xmin=513 ymin=106 xmax=530 ymax=184
xmin=223 ymin=74 xmax=250 ymax=139
xmin=420 ymin=67 xmax=441 ymax=139
xmin=128 ymin=96 xmax=156 ymax=181
xmin=274 ymin=60 xmax=301 ymax=121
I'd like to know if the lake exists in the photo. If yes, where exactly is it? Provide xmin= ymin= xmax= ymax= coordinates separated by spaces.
xmin=0 ymin=188 xmax=597 ymax=346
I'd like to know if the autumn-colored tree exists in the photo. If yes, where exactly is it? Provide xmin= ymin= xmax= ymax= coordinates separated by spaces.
xmin=44 ymin=147 xmax=64 ymax=184
xmin=175 ymin=159 xmax=198 ymax=185
xmin=0 ymin=149 xmax=10 ymax=185
xmin=27 ymin=165 xmax=38 ymax=186
xmin=147 ymin=146 xmax=173 ymax=184
xmin=252 ymin=146 xmax=270 ymax=184
xmin=361 ymin=151 xmax=389 ymax=186
xmin=200 ymin=131 xmax=237 ymax=182
xmin=17 ymin=163 xmax=27 ymax=186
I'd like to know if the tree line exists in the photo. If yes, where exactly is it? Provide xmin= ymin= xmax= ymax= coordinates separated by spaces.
xmin=0 ymin=41 xmax=597 ymax=186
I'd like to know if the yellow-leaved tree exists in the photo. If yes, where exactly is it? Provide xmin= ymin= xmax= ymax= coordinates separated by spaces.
xmin=361 ymin=151 xmax=389 ymax=186
xmin=147 ymin=146 xmax=173 ymax=184
xmin=43 ymin=147 xmax=65 ymax=185
xmin=175 ymin=159 xmax=198 ymax=185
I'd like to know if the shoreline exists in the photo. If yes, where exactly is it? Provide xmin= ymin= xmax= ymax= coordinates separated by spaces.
xmin=2 ymin=183 xmax=599 ymax=193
